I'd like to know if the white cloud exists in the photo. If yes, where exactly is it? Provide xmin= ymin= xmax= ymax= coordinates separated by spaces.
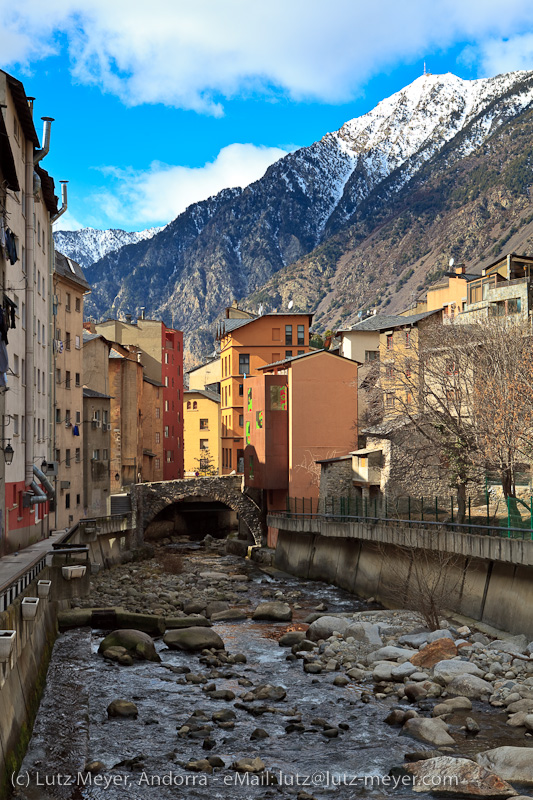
xmin=472 ymin=33 xmax=533 ymax=76
xmin=91 ymin=142 xmax=289 ymax=226
xmin=52 ymin=210 xmax=85 ymax=231
xmin=4 ymin=1 xmax=533 ymax=112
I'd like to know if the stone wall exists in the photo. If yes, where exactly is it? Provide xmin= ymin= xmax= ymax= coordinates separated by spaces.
xmin=319 ymin=458 xmax=357 ymax=505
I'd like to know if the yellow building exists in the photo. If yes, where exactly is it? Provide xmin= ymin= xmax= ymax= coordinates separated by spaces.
xmin=187 ymin=357 xmax=221 ymax=393
xmin=183 ymin=389 xmax=221 ymax=476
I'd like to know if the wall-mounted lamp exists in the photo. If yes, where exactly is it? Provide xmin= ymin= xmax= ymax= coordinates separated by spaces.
xmin=1 ymin=440 xmax=14 ymax=465
xmin=114 ymin=473 xmax=120 ymax=482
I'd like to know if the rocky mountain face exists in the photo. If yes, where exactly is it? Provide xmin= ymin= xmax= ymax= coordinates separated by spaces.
xmin=53 ymin=226 xmax=162 ymax=269
xmin=54 ymin=71 xmax=533 ymax=356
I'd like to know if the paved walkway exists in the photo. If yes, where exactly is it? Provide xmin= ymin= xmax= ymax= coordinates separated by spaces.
xmin=0 ymin=532 xmax=66 ymax=593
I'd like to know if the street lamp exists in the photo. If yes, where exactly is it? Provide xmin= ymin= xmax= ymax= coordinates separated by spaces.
xmin=1 ymin=440 xmax=14 ymax=465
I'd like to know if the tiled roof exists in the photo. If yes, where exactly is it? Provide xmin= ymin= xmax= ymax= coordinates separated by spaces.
xmin=184 ymin=389 xmax=221 ymax=402
xmin=217 ymin=312 xmax=313 ymax=339
xmin=260 ymin=348 xmax=351 ymax=371
xmin=339 ymin=310 xmax=440 ymax=333
xmin=83 ymin=388 xmax=111 ymax=399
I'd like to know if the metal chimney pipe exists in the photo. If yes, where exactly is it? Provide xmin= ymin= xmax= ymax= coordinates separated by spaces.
xmin=34 ymin=116 xmax=54 ymax=164
xmin=52 ymin=181 xmax=68 ymax=223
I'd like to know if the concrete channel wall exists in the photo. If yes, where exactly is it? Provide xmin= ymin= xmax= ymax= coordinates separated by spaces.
xmin=270 ymin=515 xmax=533 ymax=639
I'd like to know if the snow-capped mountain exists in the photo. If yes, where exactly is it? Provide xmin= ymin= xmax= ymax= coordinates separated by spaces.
xmin=53 ymin=226 xmax=162 ymax=269
xmin=77 ymin=71 xmax=533 ymax=353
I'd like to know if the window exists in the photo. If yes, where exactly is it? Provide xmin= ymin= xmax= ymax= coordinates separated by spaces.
xmin=13 ymin=415 xmax=19 ymax=435
xmin=405 ymin=362 xmax=412 ymax=378
xmin=165 ymin=400 xmax=169 ymax=412
xmin=386 ymin=364 xmax=394 ymax=377
xmin=92 ymin=449 xmax=100 ymax=460
xmin=66 ymin=292 xmax=71 ymax=311
xmin=155 ymin=458 xmax=160 ymax=470
xmin=74 ymin=372 xmax=80 ymax=387
xmin=239 ymin=383 xmax=243 ymax=396
xmin=272 ymin=327 xmax=280 ymax=341
xmin=297 ymin=350 xmax=305 ymax=355
xmin=65 ymin=449 xmax=71 ymax=467
xmin=155 ymin=432 xmax=160 ymax=444
xmin=165 ymin=376 xmax=169 ymax=387
xmin=285 ymin=325 xmax=293 ymax=345
xmin=76 ymin=411 xmax=81 ymax=424
xmin=75 ymin=297 xmax=81 ymax=312
xmin=239 ymin=414 xmax=244 ymax=427
xmin=405 ymin=330 xmax=411 ymax=348
xmin=200 ymin=439 xmax=209 ymax=450
xmin=102 ymin=449 xmax=108 ymax=460
xmin=166 ymin=450 xmax=173 ymax=463
xmin=446 ymin=361 xmax=458 ymax=376
xmin=75 ymin=335 xmax=81 ymax=349
xmin=65 ymin=494 xmax=70 ymax=509
xmin=75 ymin=448 xmax=81 ymax=463
xmin=65 ymin=409 xmax=71 ymax=424
xmin=200 ymin=419 xmax=209 ymax=430
xmin=285 ymin=351 xmax=293 ymax=358
xmin=21 ymin=302 xmax=26 ymax=329
xmin=386 ymin=334 xmax=394 ymax=350
xmin=65 ymin=371 xmax=71 ymax=389
xmin=386 ymin=393 xmax=395 ymax=409
xmin=365 ymin=350 xmax=379 ymax=361
xmin=55 ymin=449 xmax=60 ymax=463
xmin=65 ymin=332 xmax=71 ymax=350
xmin=165 ymin=353 xmax=169 ymax=364
xmin=56 ymin=368 xmax=61 ymax=385
xmin=102 ymin=410 xmax=108 ymax=424
xmin=297 ymin=324 xmax=305 ymax=345
xmin=239 ymin=354 xmax=250 ymax=374
xmin=164 ymin=426 xmax=169 ymax=438
xmin=187 ymin=401 xmax=191 ymax=410
xmin=55 ymin=408 xmax=61 ymax=423
xmin=507 ymin=297 xmax=522 ymax=314
xmin=76 ymin=494 xmax=81 ymax=506
xmin=193 ymin=401 xmax=197 ymax=410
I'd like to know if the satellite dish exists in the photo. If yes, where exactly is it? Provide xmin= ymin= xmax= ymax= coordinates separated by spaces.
xmin=287 ymin=300 xmax=294 ymax=310
xmin=449 ymin=257 xmax=455 ymax=268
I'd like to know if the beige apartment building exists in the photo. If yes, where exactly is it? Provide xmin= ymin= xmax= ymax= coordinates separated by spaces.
xmin=0 ymin=70 xmax=62 ymax=550
xmin=52 ymin=251 xmax=90 ymax=528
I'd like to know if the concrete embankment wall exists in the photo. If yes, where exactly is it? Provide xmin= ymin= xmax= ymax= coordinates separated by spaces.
xmin=0 ymin=566 xmax=90 ymax=797
xmin=271 ymin=516 xmax=533 ymax=639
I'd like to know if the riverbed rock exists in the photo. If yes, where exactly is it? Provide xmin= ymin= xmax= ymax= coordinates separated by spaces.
xmin=163 ymin=627 xmax=225 ymax=652
xmin=183 ymin=600 xmax=207 ymax=614
xmin=368 ymin=646 xmax=417 ymax=664
xmin=399 ymin=630 xmax=430 ymax=648
xmin=487 ymin=636 xmax=529 ymax=656
xmin=433 ymin=660 xmax=484 ymax=684
xmin=391 ymin=662 xmax=418 ymax=680
xmin=373 ymin=662 xmax=396 ymax=681
xmin=102 ymin=646 xmax=134 ymax=666
xmin=165 ymin=615 xmax=211 ymax=629
xmin=477 ymin=747 xmax=533 ymax=784
xmin=279 ymin=631 xmax=306 ymax=647
xmin=107 ymin=699 xmax=138 ymax=719
xmin=199 ymin=571 xmax=229 ymax=581
xmin=252 ymin=602 xmax=292 ymax=622
xmin=210 ymin=608 xmax=248 ymax=622
xmin=98 ymin=629 xmax=160 ymax=662
xmin=427 ymin=629 xmax=455 ymax=643
xmin=186 ymin=759 xmax=213 ymax=773
xmin=250 ymin=684 xmax=287 ymax=702
xmin=403 ymin=756 xmax=517 ymax=796
xmin=206 ymin=601 xmax=230 ymax=618
xmin=232 ymin=757 xmax=265 ymax=773
xmin=343 ymin=622 xmax=382 ymax=647
xmin=433 ymin=697 xmax=472 ymax=716
xmin=447 ymin=675 xmax=494 ymax=700
xmin=403 ymin=717 xmax=455 ymax=746
xmin=410 ymin=639 xmax=458 ymax=669
xmin=306 ymin=616 xmax=355 ymax=641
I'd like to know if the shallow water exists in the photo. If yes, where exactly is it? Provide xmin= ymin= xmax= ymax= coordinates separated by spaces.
xmin=13 ymin=551 xmax=526 ymax=800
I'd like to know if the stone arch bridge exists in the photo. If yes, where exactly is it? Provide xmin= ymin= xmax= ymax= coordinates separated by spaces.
xmin=131 ymin=475 xmax=264 ymax=546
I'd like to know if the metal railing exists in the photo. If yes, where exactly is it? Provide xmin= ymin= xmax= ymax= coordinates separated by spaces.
xmin=0 ymin=556 xmax=47 ymax=612
xmin=273 ymin=495 xmax=533 ymax=540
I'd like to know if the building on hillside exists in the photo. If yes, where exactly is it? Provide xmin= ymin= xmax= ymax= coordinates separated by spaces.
xmin=243 ymin=349 xmax=358 ymax=545
xmin=94 ymin=318 xmax=184 ymax=479
xmin=0 ymin=70 xmax=63 ymax=550
xmin=459 ymin=253 xmax=533 ymax=323
xmin=52 ymin=251 xmax=90 ymax=528
xmin=183 ymin=389 xmax=221 ymax=476
xmin=217 ymin=308 xmax=314 ymax=474
xmin=82 ymin=387 xmax=111 ymax=516
xmin=187 ymin=356 xmax=221 ymax=394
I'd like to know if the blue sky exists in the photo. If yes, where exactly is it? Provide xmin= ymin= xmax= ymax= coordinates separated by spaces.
xmin=3 ymin=1 xmax=533 ymax=232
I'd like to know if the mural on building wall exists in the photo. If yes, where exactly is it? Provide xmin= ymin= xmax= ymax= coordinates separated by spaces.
xmin=270 ymin=385 xmax=287 ymax=410
xmin=245 ymin=421 xmax=251 ymax=445
xmin=256 ymin=410 xmax=263 ymax=429
xmin=247 ymin=388 xmax=252 ymax=412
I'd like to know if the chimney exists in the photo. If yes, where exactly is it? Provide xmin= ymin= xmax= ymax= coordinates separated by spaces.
xmin=455 ymin=264 xmax=466 ymax=275
xmin=125 ymin=314 xmax=132 ymax=324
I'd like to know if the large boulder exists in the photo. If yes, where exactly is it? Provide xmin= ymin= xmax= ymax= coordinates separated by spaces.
xmin=477 ymin=747 xmax=533 ymax=784
xmin=410 ymin=638 xmax=458 ymax=669
xmin=403 ymin=717 xmax=455 ymax=747
xmin=98 ymin=629 xmax=160 ymax=662
xmin=252 ymin=602 xmax=292 ymax=622
xmin=164 ymin=627 xmax=225 ymax=652
xmin=344 ymin=622 xmax=382 ymax=648
xmin=107 ymin=699 xmax=138 ymax=719
xmin=210 ymin=609 xmax=248 ymax=622
xmin=165 ymin=615 xmax=211 ymax=629
xmin=447 ymin=674 xmax=493 ymax=700
xmin=399 ymin=630 xmax=430 ymax=648
xmin=306 ymin=616 xmax=350 ymax=640
xmin=404 ymin=756 xmax=517 ymax=797
xmin=433 ymin=660 xmax=484 ymax=684
xmin=367 ymin=646 xmax=417 ymax=664
xmin=487 ymin=635 xmax=529 ymax=655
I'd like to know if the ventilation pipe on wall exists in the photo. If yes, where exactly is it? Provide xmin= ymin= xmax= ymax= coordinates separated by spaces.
xmin=29 ymin=465 xmax=55 ymax=504
xmin=34 ymin=117 xmax=54 ymax=164
xmin=52 ymin=181 xmax=68 ymax=223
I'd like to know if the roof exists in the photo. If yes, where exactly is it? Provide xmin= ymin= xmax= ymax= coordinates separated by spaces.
xmin=338 ymin=309 xmax=440 ymax=334
xmin=54 ymin=251 xmax=90 ymax=290
xmin=2 ymin=70 xmax=39 ymax=146
xmin=35 ymin=165 xmax=58 ymax=216
xmin=143 ymin=375 xmax=164 ymax=387
xmin=217 ymin=312 xmax=313 ymax=339
xmin=259 ymin=348 xmax=357 ymax=371
xmin=83 ymin=331 xmax=101 ymax=342
xmin=83 ymin=388 xmax=111 ymax=399
xmin=483 ymin=252 xmax=533 ymax=274
xmin=184 ymin=389 xmax=221 ymax=403
xmin=315 ymin=454 xmax=352 ymax=464
xmin=351 ymin=447 xmax=383 ymax=456
xmin=109 ymin=348 xmax=124 ymax=359
xmin=143 ymin=449 xmax=157 ymax=458
xmin=0 ymin=110 xmax=19 ymax=191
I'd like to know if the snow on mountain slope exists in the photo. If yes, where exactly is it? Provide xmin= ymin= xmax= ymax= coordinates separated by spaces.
xmin=53 ymin=226 xmax=163 ymax=269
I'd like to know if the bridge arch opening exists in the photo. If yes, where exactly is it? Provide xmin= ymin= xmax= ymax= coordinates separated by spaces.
xmin=144 ymin=495 xmax=239 ymax=542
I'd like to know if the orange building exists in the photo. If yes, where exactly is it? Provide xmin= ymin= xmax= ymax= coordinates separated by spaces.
xmin=244 ymin=350 xmax=358 ymax=545
xmin=217 ymin=310 xmax=313 ymax=473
